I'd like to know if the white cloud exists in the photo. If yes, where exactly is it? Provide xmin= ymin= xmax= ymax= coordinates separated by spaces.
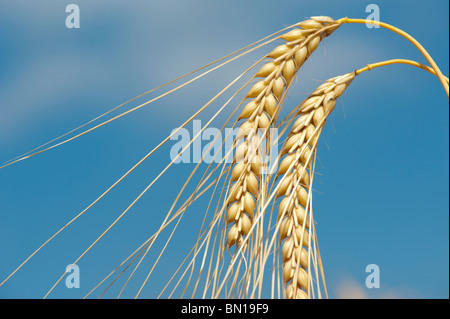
xmin=334 ymin=276 xmax=424 ymax=299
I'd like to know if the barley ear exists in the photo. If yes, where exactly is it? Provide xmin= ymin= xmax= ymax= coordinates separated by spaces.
xmin=276 ymin=72 xmax=355 ymax=298
xmin=225 ymin=17 xmax=342 ymax=250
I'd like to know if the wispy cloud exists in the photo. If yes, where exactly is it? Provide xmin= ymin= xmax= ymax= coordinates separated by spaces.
xmin=334 ymin=276 xmax=424 ymax=299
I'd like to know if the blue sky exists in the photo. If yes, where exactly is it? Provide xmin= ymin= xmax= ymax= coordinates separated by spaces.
xmin=0 ymin=0 xmax=448 ymax=299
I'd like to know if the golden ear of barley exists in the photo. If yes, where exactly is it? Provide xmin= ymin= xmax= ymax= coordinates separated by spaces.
xmin=276 ymin=72 xmax=355 ymax=298
xmin=225 ymin=17 xmax=341 ymax=249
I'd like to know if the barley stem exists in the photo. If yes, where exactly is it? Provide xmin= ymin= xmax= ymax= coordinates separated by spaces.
xmin=356 ymin=58 xmax=449 ymax=83
xmin=338 ymin=18 xmax=449 ymax=97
